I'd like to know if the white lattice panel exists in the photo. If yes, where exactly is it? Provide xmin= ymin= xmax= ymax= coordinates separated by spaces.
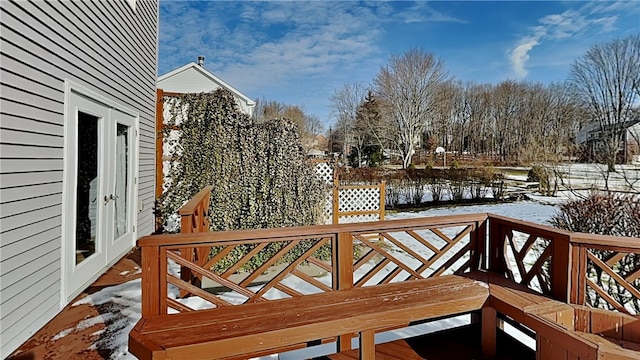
xmin=338 ymin=214 xmax=380 ymax=224
xmin=314 ymin=161 xmax=334 ymax=184
xmin=322 ymin=191 xmax=333 ymax=224
xmin=338 ymin=188 xmax=381 ymax=213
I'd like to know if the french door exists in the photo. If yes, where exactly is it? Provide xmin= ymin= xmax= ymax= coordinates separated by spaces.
xmin=64 ymin=89 xmax=137 ymax=301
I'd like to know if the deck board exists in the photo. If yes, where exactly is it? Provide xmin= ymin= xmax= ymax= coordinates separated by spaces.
xmin=321 ymin=324 xmax=535 ymax=360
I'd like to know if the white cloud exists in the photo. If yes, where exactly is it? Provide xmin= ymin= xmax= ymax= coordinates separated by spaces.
xmin=509 ymin=37 xmax=540 ymax=78
xmin=393 ymin=2 xmax=467 ymax=24
xmin=508 ymin=1 xmax=629 ymax=78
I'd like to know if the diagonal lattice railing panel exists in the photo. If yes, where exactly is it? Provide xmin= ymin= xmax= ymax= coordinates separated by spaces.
xmin=351 ymin=224 xmax=476 ymax=287
xmin=501 ymin=229 xmax=552 ymax=295
xmin=163 ymin=236 xmax=334 ymax=313
xmin=585 ymin=250 xmax=640 ymax=315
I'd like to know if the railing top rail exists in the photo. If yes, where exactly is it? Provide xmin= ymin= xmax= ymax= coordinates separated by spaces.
xmin=570 ymin=232 xmax=640 ymax=250
xmin=137 ymin=212 xmax=489 ymax=247
xmin=487 ymin=213 xmax=572 ymax=240
xmin=489 ymin=213 xmax=640 ymax=250
xmin=178 ymin=185 xmax=213 ymax=216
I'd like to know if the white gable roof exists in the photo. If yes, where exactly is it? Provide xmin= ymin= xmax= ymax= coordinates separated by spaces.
xmin=158 ymin=62 xmax=256 ymax=113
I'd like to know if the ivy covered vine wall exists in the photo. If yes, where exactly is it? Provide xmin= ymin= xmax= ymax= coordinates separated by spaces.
xmin=159 ymin=89 xmax=325 ymax=234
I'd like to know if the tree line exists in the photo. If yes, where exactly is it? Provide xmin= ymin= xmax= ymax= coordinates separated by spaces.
xmin=330 ymin=34 xmax=640 ymax=169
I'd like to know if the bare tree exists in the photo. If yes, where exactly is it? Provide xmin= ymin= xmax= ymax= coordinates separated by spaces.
xmin=431 ymin=81 xmax=460 ymax=152
xmin=373 ymin=48 xmax=450 ymax=168
xmin=569 ymin=34 xmax=640 ymax=172
xmin=252 ymin=98 xmax=324 ymax=151
xmin=305 ymin=114 xmax=324 ymax=138
xmin=329 ymin=82 xmax=367 ymax=161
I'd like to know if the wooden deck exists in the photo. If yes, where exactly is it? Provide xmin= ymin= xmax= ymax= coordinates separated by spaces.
xmin=323 ymin=323 xmax=535 ymax=360
xmin=129 ymin=187 xmax=640 ymax=360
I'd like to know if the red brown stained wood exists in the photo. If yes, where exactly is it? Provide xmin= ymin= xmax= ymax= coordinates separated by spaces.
xmin=374 ymin=340 xmax=425 ymax=360
xmin=359 ymin=330 xmax=375 ymax=360
xmin=129 ymin=275 xmax=489 ymax=360
xmin=551 ymin=234 xmax=571 ymax=303
xmin=136 ymin=213 xmax=490 ymax=248
xmin=132 ymin=210 xmax=640 ymax=360
xmin=529 ymin=314 xmax=598 ymax=359
xmin=328 ymin=339 xmax=427 ymax=360
xmin=155 ymin=88 xmax=164 ymax=201
xmin=575 ymin=332 xmax=640 ymax=360
xmin=482 ymin=306 xmax=497 ymax=358
xmin=141 ymin=246 xmax=161 ymax=317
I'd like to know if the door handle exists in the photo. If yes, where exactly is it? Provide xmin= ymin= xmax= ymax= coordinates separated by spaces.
xmin=104 ymin=194 xmax=117 ymax=204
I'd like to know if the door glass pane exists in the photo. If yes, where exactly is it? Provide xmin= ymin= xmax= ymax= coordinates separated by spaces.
xmin=114 ymin=123 xmax=129 ymax=238
xmin=76 ymin=111 xmax=99 ymax=264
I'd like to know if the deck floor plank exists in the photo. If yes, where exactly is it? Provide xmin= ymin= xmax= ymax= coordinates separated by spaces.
xmin=321 ymin=323 xmax=535 ymax=360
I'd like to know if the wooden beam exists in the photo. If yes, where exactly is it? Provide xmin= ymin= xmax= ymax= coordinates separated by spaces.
xmin=155 ymin=88 xmax=164 ymax=201
xmin=481 ymin=306 xmax=497 ymax=358
xmin=359 ymin=330 xmax=375 ymax=360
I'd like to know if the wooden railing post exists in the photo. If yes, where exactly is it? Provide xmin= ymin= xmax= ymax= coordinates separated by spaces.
xmin=177 ymin=185 xmax=213 ymax=296
xmin=179 ymin=214 xmax=195 ymax=297
xmin=333 ymin=231 xmax=354 ymax=291
xmin=333 ymin=231 xmax=354 ymax=351
xmin=570 ymin=241 xmax=587 ymax=305
xmin=155 ymin=88 xmax=164 ymax=201
xmin=332 ymin=174 xmax=340 ymax=225
xmin=471 ymin=217 xmax=488 ymax=271
xmin=141 ymin=243 xmax=161 ymax=317
xmin=550 ymin=234 xmax=572 ymax=303
xmin=487 ymin=216 xmax=508 ymax=275
xmin=379 ymin=181 xmax=386 ymax=221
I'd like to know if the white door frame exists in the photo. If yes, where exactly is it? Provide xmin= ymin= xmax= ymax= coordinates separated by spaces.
xmin=61 ymin=80 xmax=139 ymax=304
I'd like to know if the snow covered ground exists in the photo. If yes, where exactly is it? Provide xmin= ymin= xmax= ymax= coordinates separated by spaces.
xmin=60 ymin=199 xmax=563 ymax=359
xmin=553 ymin=163 xmax=639 ymax=192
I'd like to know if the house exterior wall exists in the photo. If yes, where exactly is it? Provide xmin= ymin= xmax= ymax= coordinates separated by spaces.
xmin=0 ymin=0 xmax=158 ymax=357
xmin=158 ymin=66 xmax=255 ymax=116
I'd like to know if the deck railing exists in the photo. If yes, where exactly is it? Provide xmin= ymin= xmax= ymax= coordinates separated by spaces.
xmin=140 ymin=192 xmax=640 ymax=319
xmin=176 ymin=185 xmax=213 ymax=295
xmin=486 ymin=214 xmax=640 ymax=314
xmin=139 ymin=213 xmax=488 ymax=316
xmin=570 ymin=233 xmax=640 ymax=314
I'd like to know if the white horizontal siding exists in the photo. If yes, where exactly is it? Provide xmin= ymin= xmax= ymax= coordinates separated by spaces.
xmin=0 ymin=0 xmax=158 ymax=356
xmin=0 ymin=183 xmax=63 ymax=203
xmin=1 ymin=236 xmax=61 ymax=312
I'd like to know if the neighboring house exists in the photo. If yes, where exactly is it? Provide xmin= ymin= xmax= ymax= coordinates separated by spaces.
xmin=576 ymin=119 xmax=640 ymax=164
xmin=305 ymin=134 xmax=329 ymax=158
xmin=157 ymin=57 xmax=256 ymax=117
xmin=0 ymin=0 xmax=158 ymax=357
xmin=156 ymin=59 xmax=256 ymax=203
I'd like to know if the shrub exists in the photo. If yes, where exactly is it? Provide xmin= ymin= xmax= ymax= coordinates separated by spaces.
xmin=528 ymin=164 xmax=556 ymax=196
xmin=550 ymin=193 xmax=640 ymax=312
xmin=550 ymin=193 xmax=640 ymax=237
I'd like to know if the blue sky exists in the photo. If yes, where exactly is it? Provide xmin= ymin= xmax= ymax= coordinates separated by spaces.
xmin=159 ymin=1 xmax=640 ymax=127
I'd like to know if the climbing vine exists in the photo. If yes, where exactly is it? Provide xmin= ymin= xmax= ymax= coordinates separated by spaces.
xmin=158 ymin=89 xmax=325 ymax=235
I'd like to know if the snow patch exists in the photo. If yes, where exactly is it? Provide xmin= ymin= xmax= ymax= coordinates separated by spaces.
xmin=52 ymin=328 xmax=74 ymax=341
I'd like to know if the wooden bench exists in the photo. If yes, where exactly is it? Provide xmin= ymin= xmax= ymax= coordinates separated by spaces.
xmin=130 ymin=271 xmax=640 ymax=360
xmin=129 ymin=275 xmax=489 ymax=360
xmin=475 ymin=271 xmax=635 ymax=360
